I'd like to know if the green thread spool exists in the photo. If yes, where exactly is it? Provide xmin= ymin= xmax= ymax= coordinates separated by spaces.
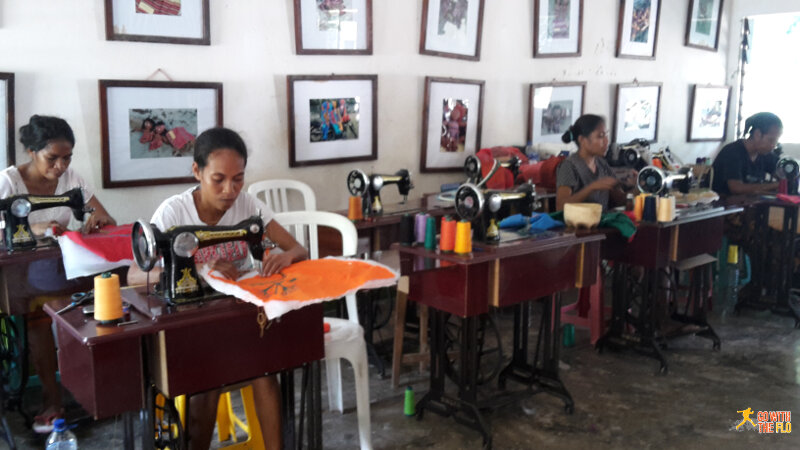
xmin=424 ymin=216 xmax=436 ymax=250
xmin=562 ymin=323 xmax=575 ymax=348
xmin=404 ymin=386 xmax=415 ymax=416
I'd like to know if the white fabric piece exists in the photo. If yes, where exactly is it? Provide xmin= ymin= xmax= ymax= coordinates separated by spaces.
xmin=57 ymin=234 xmax=133 ymax=279
xmin=0 ymin=166 xmax=94 ymax=228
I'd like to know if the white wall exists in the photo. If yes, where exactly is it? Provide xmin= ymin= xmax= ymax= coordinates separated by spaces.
xmin=1 ymin=0 xmax=731 ymax=223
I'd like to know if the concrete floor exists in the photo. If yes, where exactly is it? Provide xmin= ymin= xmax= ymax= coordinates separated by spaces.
xmin=5 ymin=306 xmax=799 ymax=449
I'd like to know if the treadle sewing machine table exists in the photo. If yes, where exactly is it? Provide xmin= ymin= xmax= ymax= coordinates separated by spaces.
xmin=594 ymin=205 xmax=743 ymax=374
xmin=395 ymin=232 xmax=604 ymax=449
xmin=44 ymin=287 xmax=325 ymax=450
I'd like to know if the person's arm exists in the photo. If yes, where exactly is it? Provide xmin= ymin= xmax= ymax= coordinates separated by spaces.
xmin=261 ymin=219 xmax=308 ymax=277
xmin=556 ymin=177 xmax=619 ymax=211
xmin=127 ymin=263 xmax=160 ymax=287
xmin=83 ymin=196 xmax=117 ymax=233
xmin=727 ymin=179 xmax=779 ymax=195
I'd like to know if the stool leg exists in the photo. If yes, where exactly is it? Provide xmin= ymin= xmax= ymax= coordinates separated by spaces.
xmin=391 ymin=285 xmax=409 ymax=389
xmin=589 ymin=265 xmax=605 ymax=346
xmin=418 ymin=305 xmax=429 ymax=373
xmin=325 ymin=358 xmax=343 ymax=413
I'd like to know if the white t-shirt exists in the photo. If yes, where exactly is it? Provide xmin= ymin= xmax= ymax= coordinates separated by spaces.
xmin=0 ymin=166 xmax=94 ymax=228
xmin=151 ymin=187 xmax=275 ymax=269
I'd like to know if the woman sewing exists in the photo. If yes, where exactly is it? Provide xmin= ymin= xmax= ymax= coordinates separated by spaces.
xmin=0 ymin=115 xmax=116 ymax=433
xmin=711 ymin=112 xmax=783 ymax=196
xmin=555 ymin=114 xmax=628 ymax=211
xmin=128 ymin=127 xmax=308 ymax=450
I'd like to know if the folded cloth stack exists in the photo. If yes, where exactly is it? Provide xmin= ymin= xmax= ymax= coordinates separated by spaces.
xmin=498 ymin=213 xmax=565 ymax=233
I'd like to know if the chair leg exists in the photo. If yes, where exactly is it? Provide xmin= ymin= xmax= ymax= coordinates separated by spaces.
xmin=418 ymin=305 xmax=429 ymax=373
xmin=326 ymin=358 xmax=344 ymax=413
xmin=351 ymin=341 xmax=373 ymax=450
xmin=391 ymin=285 xmax=409 ymax=389
xmin=216 ymin=393 xmax=233 ymax=442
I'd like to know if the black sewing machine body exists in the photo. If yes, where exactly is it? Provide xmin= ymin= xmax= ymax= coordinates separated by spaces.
xmin=0 ymin=187 xmax=86 ymax=252
xmin=637 ymin=165 xmax=694 ymax=195
xmin=608 ymin=139 xmax=650 ymax=170
xmin=132 ymin=216 xmax=266 ymax=305
xmin=347 ymin=169 xmax=413 ymax=217
xmin=463 ymin=154 xmax=521 ymax=183
xmin=454 ymin=182 xmax=538 ymax=243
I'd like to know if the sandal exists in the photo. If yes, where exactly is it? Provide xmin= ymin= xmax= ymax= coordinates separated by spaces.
xmin=32 ymin=409 xmax=64 ymax=434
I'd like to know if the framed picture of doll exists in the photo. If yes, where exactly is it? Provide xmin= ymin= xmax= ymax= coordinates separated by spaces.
xmin=104 ymin=0 xmax=210 ymax=45
xmin=534 ymin=0 xmax=583 ymax=57
xmin=287 ymin=74 xmax=377 ymax=167
xmin=420 ymin=76 xmax=484 ymax=172
xmin=527 ymin=82 xmax=585 ymax=144
xmin=616 ymin=0 xmax=661 ymax=60
xmin=685 ymin=0 xmax=724 ymax=51
xmin=0 ymin=73 xmax=14 ymax=168
xmin=420 ymin=0 xmax=485 ymax=61
xmin=99 ymin=79 xmax=222 ymax=188
xmin=293 ymin=0 xmax=373 ymax=55
xmin=613 ymin=82 xmax=662 ymax=143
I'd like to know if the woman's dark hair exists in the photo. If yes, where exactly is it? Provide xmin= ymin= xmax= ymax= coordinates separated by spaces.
xmin=561 ymin=114 xmax=605 ymax=144
xmin=194 ymin=127 xmax=248 ymax=169
xmin=141 ymin=118 xmax=156 ymax=130
xmin=19 ymin=115 xmax=75 ymax=151
xmin=744 ymin=112 xmax=782 ymax=137
xmin=153 ymin=121 xmax=167 ymax=135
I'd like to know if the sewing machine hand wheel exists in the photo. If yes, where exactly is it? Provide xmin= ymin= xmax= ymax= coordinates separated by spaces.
xmin=132 ymin=220 xmax=159 ymax=272
xmin=0 ymin=315 xmax=28 ymax=410
xmin=347 ymin=169 xmax=369 ymax=197
xmin=454 ymin=183 xmax=485 ymax=222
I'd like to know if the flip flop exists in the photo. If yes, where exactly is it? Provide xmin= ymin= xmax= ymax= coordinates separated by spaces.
xmin=32 ymin=410 xmax=64 ymax=434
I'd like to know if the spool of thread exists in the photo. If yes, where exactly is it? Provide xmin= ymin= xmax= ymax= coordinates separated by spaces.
xmin=657 ymin=196 xmax=675 ymax=222
xmin=404 ymin=386 xmax=415 ymax=417
xmin=642 ymin=196 xmax=657 ymax=222
xmin=414 ymin=213 xmax=428 ymax=244
xmin=454 ymin=220 xmax=472 ymax=254
xmin=562 ymin=323 xmax=575 ymax=348
xmin=94 ymin=272 xmax=123 ymax=324
xmin=727 ymin=244 xmax=739 ymax=264
xmin=347 ymin=196 xmax=363 ymax=221
xmin=634 ymin=194 xmax=646 ymax=221
xmin=398 ymin=214 xmax=415 ymax=246
xmin=424 ymin=216 xmax=436 ymax=250
xmin=439 ymin=216 xmax=456 ymax=252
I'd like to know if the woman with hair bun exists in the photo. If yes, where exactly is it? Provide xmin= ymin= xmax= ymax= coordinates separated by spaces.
xmin=555 ymin=114 xmax=627 ymax=211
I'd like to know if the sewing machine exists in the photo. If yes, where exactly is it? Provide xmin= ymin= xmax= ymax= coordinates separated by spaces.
xmin=608 ymin=139 xmax=649 ymax=170
xmin=777 ymin=157 xmax=799 ymax=195
xmin=637 ymin=165 xmax=694 ymax=195
xmin=346 ymin=169 xmax=414 ymax=217
xmin=463 ymin=154 xmax=521 ymax=183
xmin=131 ymin=216 xmax=268 ymax=304
xmin=454 ymin=182 xmax=538 ymax=242
xmin=0 ymin=187 xmax=88 ymax=252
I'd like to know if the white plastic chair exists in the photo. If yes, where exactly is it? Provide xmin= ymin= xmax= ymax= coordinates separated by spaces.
xmin=248 ymin=179 xmax=317 ymax=245
xmin=273 ymin=211 xmax=372 ymax=450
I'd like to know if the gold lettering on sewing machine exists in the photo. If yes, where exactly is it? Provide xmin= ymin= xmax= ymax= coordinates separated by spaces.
xmin=175 ymin=268 xmax=199 ymax=294
xmin=12 ymin=225 xmax=33 ymax=243
xmin=28 ymin=196 xmax=70 ymax=205
xmin=193 ymin=230 xmax=247 ymax=241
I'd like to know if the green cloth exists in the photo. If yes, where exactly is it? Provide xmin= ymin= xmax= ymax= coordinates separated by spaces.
xmin=549 ymin=211 xmax=637 ymax=239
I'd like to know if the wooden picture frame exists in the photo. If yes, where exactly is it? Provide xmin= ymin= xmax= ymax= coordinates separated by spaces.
xmin=613 ymin=82 xmax=662 ymax=143
xmin=685 ymin=0 xmax=724 ymax=51
xmin=527 ymin=82 xmax=586 ymax=144
xmin=534 ymin=0 xmax=583 ymax=58
xmin=0 ymin=73 xmax=14 ymax=168
xmin=293 ymin=0 xmax=373 ymax=55
xmin=420 ymin=0 xmax=485 ymax=61
xmin=99 ymin=79 xmax=223 ymax=188
xmin=287 ymin=75 xmax=378 ymax=167
xmin=688 ymin=84 xmax=730 ymax=142
xmin=616 ymin=0 xmax=661 ymax=60
xmin=104 ymin=0 xmax=210 ymax=45
xmin=421 ymin=76 xmax=484 ymax=172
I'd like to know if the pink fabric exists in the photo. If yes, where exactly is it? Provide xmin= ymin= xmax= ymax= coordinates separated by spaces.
xmin=777 ymin=194 xmax=800 ymax=204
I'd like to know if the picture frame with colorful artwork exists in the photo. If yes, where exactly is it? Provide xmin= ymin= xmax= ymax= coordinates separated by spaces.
xmin=104 ymin=0 xmax=210 ymax=45
xmin=420 ymin=0 xmax=485 ymax=61
xmin=613 ymin=82 xmax=662 ymax=143
xmin=616 ymin=0 xmax=661 ymax=60
xmin=0 ymin=73 xmax=14 ymax=168
xmin=534 ymin=0 xmax=583 ymax=57
xmin=527 ymin=82 xmax=586 ymax=144
xmin=293 ymin=0 xmax=373 ymax=55
xmin=688 ymin=85 xmax=730 ymax=142
xmin=421 ymin=76 xmax=484 ymax=172
xmin=287 ymin=75 xmax=377 ymax=167
xmin=99 ymin=79 xmax=222 ymax=188
xmin=685 ymin=0 xmax=724 ymax=51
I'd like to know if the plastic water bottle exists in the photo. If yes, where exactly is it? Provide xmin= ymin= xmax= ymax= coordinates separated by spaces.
xmin=720 ymin=245 xmax=740 ymax=316
xmin=46 ymin=419 xmax=77 ymax=450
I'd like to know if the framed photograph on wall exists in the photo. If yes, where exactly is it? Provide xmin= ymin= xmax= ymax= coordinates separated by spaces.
xmin=534 ymin=0 xmax=583 ymax=57
xmin=527 ymin=82 xmax=585 ymax=144
xmin=685 ymin=0 xmax=724 ymax=51
xmin=616 ymin=0 xmax=661 ymax=59
xmin=420 ymin=0 xmax=485 ymax=61
xmin=0 ymin=73 xmax=13 ymax=168
xmin=104 ymin=0 xmax=210 ymax=45
xmin=99 ymin=80 xmax=222 ymax=188
xmin=293 ymin=0 xmax=373 ymax=55
xmin=421 ymin=76 xmax=484 ymax=172
xmin=287 ymin=75 xmax=377 ymax=167
xmin=613 ymin=82 xmax=662 ymax=143
xmin=688 ymin=85 xmax=730 ymax=142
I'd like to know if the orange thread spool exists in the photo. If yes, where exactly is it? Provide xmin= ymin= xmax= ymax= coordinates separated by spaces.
xmin=439 ymin=216 xmax=457 ymax=252
xmin=348 ymin=196 xmax=363 ymax=221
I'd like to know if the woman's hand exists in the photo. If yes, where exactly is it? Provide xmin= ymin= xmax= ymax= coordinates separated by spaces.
xmin=261 ymin=252 xmax=293 ymax=277
xmin=31 ymin=221 xmax=66 ymax=237
xmin=206 ymin=258 xmax=240 ymax=280
xmin=84 ymin=212 xmax=117 ymax=234
xmin=590 ymin=177 xmax=620 ymax=191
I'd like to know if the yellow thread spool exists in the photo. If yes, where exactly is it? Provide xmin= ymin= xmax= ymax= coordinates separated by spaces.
xmin=657 ymin=196 xmax=675 ymax=222
xmin=454 ymin=220 xmax=472 ymax=254
xmin=94 ymin=272 xmax=123 ymax=323
xmin=727 ymin=245 xmax=739 ymax=265
xmin=634 ymin=194 xmax=646 ymax=221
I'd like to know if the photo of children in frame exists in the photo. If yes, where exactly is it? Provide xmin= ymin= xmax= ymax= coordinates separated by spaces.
xmin=135 ymin=0 xmax=182 ymax=16
xmin=316 ymin=0 xmax=354 ymax=31
xmin=129 ymin=108 xmax=197 ymax=159
xmin=547 ymin=0 xmax=571 ymax=39
xmin=309 ymin=97 xmax=360 ymax=142
xmin=438 ymin=0 xmax=469 ymax=37
xmin=630 ymin=0 xmax=652 ymax=43
xmin=440 ymin=98 xmax=469 ymax=153
xmin=541 ymin=100 xmax=572 ymax=135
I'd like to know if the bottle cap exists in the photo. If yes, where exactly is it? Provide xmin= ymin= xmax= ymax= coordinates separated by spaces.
xmin=53 ymin=418 xmax=67 ymax=432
